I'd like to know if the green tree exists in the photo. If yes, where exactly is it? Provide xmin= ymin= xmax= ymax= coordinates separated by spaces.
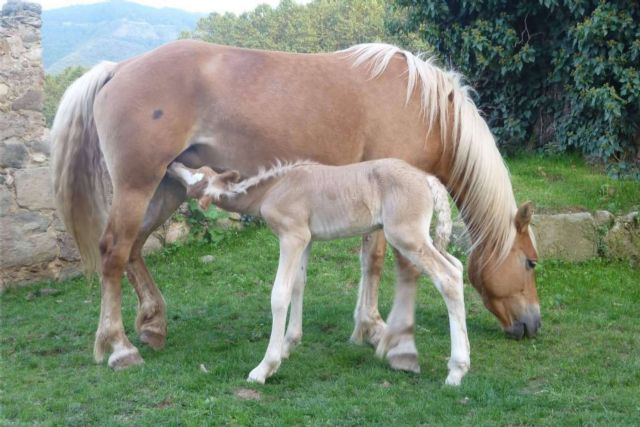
xmin=43 ymin=66 xmax=86 ymax=127
xmin=392 ymin=0 xmax=639 ymax=172
xmin=183 ymin=0 xmax=428 ymax=54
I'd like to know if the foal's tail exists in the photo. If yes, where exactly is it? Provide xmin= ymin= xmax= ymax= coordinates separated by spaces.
xmin=51 ymin=61 xmax=117 ymax=274
xmin=426 ymin=176 xmax=453 ymax=253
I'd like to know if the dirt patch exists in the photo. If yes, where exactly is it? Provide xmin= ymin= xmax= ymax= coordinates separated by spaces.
xmin=234 ymin=388 xmax=261 ymax=401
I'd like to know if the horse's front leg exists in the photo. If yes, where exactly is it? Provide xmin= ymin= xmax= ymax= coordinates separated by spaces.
xmin=127 ymin=177 xmax=186 ymax=350
xmin=248 ymin=233 xmax=311 ymax=384
xmin=351 ymin=230 xmax=387 ymax=346
xmin=282 ymin=243 xmax=312 ymax=359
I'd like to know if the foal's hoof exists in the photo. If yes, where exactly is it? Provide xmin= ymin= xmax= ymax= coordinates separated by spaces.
xmin=140 ymin=330 xmax=166 ymax=351
xmin=108 ymin=348 xmax=144 ymax=370
xmin=387 ymin=352 xmax=420 ymax=374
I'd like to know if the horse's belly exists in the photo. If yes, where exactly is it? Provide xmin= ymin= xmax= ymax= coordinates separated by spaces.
xmin=308 ymin=201 xmax=380 ymax=240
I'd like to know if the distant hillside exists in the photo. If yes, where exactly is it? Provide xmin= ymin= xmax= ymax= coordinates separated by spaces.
xmin=42 ymin=0 xmax=204 ymax=73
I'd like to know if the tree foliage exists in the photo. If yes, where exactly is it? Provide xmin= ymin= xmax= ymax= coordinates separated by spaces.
xmin=43 ymin=66 xmax=86 ymax=127
xmin=392 ymin=0 xmax=639 ymax=171
xmin=183 ymin=0 xmax=428 ymax=53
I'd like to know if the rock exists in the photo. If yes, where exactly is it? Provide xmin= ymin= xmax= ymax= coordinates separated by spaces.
xmin=0 ymin=139 xmax=29 ymax=168
xmin=58 ymin=233 xmax=80 ymax=261
xmin=11 ymin=88 xmax=42 ymax=111
xmin=2 ymin=1 xmax=42 ymax=16
xmin=0 ymin=186 xmax=16 ymax=216
xmin=200 ymin=255 xmax=215 ymax=263
xmin=0 ymin=83 xmax=8 ymax=98
xmin=30 ymin=135 xmax=50 ymax=155
xmin=32 ymin=153 xmax=46 ymax=163
xmin=0 ymin=215 xmax=57 ymax=268
xmin=14 ymin=166 xmax=55 ymax=210
xmin=165 ymin=221 xmax=189 ymax=244
xmin=142 ymin=234 xmax=162 ymax=255
xmin=594 ymin=210 xmax=614 ymax=227
xmin=530 ymin=212 xmax=597 ymax=262
xmin=605 ymin=212 xmax=639 ymax=265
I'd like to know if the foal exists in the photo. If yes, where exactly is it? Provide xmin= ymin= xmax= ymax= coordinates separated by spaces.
xmin=167 ymin=159 xmax=470 ymax=385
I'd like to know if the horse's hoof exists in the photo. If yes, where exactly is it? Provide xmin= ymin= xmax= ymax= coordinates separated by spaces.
xmin=140 ymin=330 xmax=166 ymax=351
xmin=247 ymin=368 xmax=267 ymax=384
xmin=387 ymin=353 xmax=420 ymax=374
xmin=108 ymin=348 xmax=144 ymax=370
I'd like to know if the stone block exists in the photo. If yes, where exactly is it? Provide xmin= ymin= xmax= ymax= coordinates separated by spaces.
xmin=605 ymin=212 xmax=639 ymax=265
xmin=58 ymin=233 xmax=80 ymax=261
xmin=530 ymin=212 xmax=597 ymax=262
xmin=0 ymin=186 xmax=15 ymax=216
xmin=165 ymin=221 xmax=189 ymax=244
xmin=142 ymin=234 xmax=163 ymax=255
xmin=15 ymin=166 xmax=55 ymax=209
xmin=0 ymin=139 xmax=28 ymax=168
xmin=0 ymin=214 xmax=57 ymax=268
xmin=11 ymin=88 xmax=42 ymax=111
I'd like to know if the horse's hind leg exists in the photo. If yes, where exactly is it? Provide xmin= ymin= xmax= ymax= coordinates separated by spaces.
xmin=95 ymin=181 xmax=163 ymax=369
xmin=126 ymin=177 xmax=186 ymax=350
xmin=350 ymin=230 xmax=387 ymax=346
xmin=376 ymin=248 xmax=421 ymax=374
xmin=383 ymin=227 xmax=470 ymax=385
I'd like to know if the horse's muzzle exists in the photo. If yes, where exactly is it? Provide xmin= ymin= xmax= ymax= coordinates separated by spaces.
xmin=504 ymin=309 xmax=541 ymax=339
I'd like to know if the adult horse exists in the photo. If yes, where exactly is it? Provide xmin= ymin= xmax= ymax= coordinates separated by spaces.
xmin=51 ymin=40 xmax=540 ymax=370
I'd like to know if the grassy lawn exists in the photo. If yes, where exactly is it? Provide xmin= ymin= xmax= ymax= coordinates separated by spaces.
xmin=2 ymin=224 xmax=639 ymax=426
xmin=506 ymin=154 xmax=640 ymax=214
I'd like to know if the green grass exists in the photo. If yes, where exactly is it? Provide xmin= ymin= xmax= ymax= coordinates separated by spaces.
xmin=506 ymin=154 xmax=640 ymax=214
xmin=2 ymin=225 xmax=639 ymax=426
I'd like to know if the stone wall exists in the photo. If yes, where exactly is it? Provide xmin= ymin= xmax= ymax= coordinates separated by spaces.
xmin=0 ymin=1 xmax=75 ymax=288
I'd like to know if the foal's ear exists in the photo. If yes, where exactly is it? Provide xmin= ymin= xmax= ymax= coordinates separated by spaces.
xmin=218 ymin=170 xmax=241 ymax=185
xmin=515 ymin=201 xmax=534 ymax=233
xmin=198 ymin=195 xmax=213 ymax=211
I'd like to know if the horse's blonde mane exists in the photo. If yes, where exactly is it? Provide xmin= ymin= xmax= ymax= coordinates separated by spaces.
xmin=341 ymin=43 xmax=517 ymax=263
xmin=227 ymin=159 xmax=318 ymax=196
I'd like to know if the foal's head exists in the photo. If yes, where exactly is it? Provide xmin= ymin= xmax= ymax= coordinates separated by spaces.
xmin=468 ymin=202 xmax=541 ymax=339
xmin=168 ymin=162 xmax=240 ymax=210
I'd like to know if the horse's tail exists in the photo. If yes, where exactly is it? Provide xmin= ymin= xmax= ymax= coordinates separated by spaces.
xmin=427 ymin=175 xmax=452 ymax=253
xmin=51 ymin=61 xmax=117 ymax=275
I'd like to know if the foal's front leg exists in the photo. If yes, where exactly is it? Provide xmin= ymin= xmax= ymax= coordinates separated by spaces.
xmin=248 ymin=234 xmax=311 ymax=384
xmin=282 ymin=244 xmax=311 ymax=359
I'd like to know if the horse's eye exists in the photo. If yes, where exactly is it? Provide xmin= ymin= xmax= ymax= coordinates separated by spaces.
xmin=526 ymin=259 xmax=537 ymax=270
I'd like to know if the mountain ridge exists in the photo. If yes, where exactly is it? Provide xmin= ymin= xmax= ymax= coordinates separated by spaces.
xmin=42 ymin=0 xmax=204 ymax=73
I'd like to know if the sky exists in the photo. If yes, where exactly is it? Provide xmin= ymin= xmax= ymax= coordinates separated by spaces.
xmin=2 ymin=0 xmax=308 ymax=14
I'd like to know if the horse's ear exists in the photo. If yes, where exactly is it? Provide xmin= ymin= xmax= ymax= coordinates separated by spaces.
xmin=218 ymin=170 xmax=241 ymax=184
xmin=515 ymin=201 xmax=534 ymax=233
xmin=198 ymin=195 xmax=213 ymax=211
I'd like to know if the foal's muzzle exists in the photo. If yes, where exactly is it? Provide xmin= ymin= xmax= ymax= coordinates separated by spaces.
xmin=504 ymin=308 xmax=541 ymax=339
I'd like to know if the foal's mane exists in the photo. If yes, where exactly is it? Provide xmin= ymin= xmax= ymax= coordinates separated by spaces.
xmin=227 ymin=160 xmax=318 ymax=196
xmin=341 ymin=43 xmax=517 ymax=263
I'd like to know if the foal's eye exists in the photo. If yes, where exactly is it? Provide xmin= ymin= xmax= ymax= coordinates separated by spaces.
xmin=526 ymin=259 xmax=537 ymax=270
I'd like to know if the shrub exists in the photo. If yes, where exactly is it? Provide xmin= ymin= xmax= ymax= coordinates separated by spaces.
xmin=392 ymin=0 xmax=639 ymax=171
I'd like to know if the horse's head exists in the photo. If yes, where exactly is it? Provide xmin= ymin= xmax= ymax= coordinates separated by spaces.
xmin=468 ymin=202 xmax=540 ymax=339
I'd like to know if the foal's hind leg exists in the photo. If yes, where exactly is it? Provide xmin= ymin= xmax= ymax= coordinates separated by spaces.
xmin=383 ymin=229 xmax=470 ymax=385
xmin=126 ymin=177 xmax=186 ymax=350
xmin=282 ymin=243 xmax=311 ymax=359
xmin=95 ymin=185 xmax=161 ymax=369
xmin=351 ymin=231 xmax=387 ymax=346
xmin=377 ymin=248 xmax=421 ymax=374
